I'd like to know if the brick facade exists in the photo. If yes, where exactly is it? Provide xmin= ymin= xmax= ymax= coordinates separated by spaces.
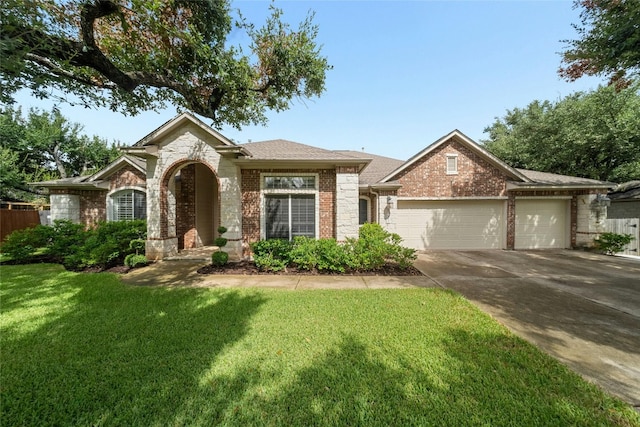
xmin=394 ymin=139 xmax=508 ymax=198
xmin=241 ymin=168 xmax=336 ymax=248
xmin=109 ymin=165 xmax=146 ymax=190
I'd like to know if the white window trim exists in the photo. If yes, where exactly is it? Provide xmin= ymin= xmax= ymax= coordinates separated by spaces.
xmin=446 ymin=154 xmax=458 ymax=175
xmin=106 ymin=186 xmax=147 ymax=221
xmin=259 ymin=173 xmax=320 ymax=240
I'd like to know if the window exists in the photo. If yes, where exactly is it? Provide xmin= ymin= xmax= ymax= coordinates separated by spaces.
xmin=446 ymin=154 xmax=458 ymax=175
xmin=265 ymin=176 xmax=315 ymax=189
xmin=262 ymin=174 xmax=318 ymax=240
xmin=265 ymin=194 xmax=315 ymax=239
xmin=359 ymin=198 xmax=369 ymax=225
xmin=110 ymin=189 xmax=146 ymax=221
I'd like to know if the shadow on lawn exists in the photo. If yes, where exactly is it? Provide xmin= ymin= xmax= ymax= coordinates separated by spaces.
xmin=1 ymin=267 xmax=266 ymax=426
xmin=176 ymin=333 xmax=633 ymax=426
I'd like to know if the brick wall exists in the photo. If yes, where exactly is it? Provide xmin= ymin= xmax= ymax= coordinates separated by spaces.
xmin=110 ymin=165 xmax=146 ymax=190
xmin=175 ymin=164 xmax=197 ymax=249
xmin=395 ymin=139 xmax=508 ymax=198
xmin=241 ymin=168 xmax=336 ymax=245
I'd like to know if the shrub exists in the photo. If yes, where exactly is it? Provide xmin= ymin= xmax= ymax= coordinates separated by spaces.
xmin=346 ymin=223 xmax=416 ymax=270
xmin=1 ymin=225 xmax=51 ymax=262
xmin=129 ymin=239 xmax=146 ymax=255
xmin=214 ymin=237 xmax=228 ymax=247
xmin=251 ymin=239 xmax=292 ymax=271
xmin=46 ymin=220 xmax=88 ymax=262
xmin=289 ymin=237 xmax=319 ymax=270
xmin=211 ymin=250 xmax=229 ymax=266
xmin=315 ymin=238 xmax=348 ymax=272
xmin=81 ymin=220 xmax=147 ymax=269
xmin=595 ymin=232 xmax=633 ymax=255
xmin=124 ymin=253 xmax=149 ymax=268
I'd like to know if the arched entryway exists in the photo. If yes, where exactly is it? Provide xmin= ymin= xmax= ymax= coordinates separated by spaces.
xmin=161 ymin=161 xmax=219 ymax=250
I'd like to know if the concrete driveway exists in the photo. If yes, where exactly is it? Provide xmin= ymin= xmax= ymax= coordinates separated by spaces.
xmin=414 ymin=250 xmax=640 ymax=408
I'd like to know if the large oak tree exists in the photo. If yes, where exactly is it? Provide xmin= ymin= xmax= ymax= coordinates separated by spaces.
xmin=1 ymin=0 xmax=330 ymax=128
xmin=482 ymin=83 xmax=640 ymax=183
xmin=560 ymin=0 xmax=640 ymax=87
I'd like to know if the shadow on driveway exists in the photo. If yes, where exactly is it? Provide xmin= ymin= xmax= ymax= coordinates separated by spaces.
xmin=414 ymin=250 xmax=640 ymax=407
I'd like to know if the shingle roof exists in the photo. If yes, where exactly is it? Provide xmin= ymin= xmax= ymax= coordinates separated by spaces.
xmin=516 ymin=169 xmax=613 ymax=186
xmin=336 ymin=150 xmax=404 ymax=186
xmin=609 ymin=180 xmax=640 ymax=200
xmin=240 ymin=139 xmax=361 ymax=161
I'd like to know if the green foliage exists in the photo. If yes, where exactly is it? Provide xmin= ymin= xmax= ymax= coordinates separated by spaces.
xmin=1 ymin=0 xmax=330 ymax=127
xmin=79 ymin=220 xmax=147 ymax=270
xmin=252 ymin=224 xmax=416 ymax=273
xmin=214 ymin=237 xmax=228 ymax=248
xmin=129 ymin=239 xmax=146 ymax=255
xmin=482 ymin=83 xmax=640 ymax=182
xmin=0 ymin=219 xmax=146 ymax=270
xmin=211 ymin=251 xmax=229 ymax=267
xmin=346 ymin=223 xmax=417 ymax=270
xmin=0 ymin=107 xmax=119 ymax=201
xmin=217 ymin=226 xmax=228 ymax=235
xmin=2 ymin=266 xmax=638 ymax=426
xmin=124 ymin=254 xmax=149 ymax=268
xmin=595 ymin=232 xmax=634 ymax=255
xmin=0 ymin=224 xmax=53 ymax=262
xmin=251 ymin=239 xmax=292 ymax=272
xmin=560 ymin=0 xmax=640 ymax=85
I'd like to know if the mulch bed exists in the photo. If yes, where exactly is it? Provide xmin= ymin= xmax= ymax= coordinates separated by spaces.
xmin=197 ymin=260 xmax=423 ymax=276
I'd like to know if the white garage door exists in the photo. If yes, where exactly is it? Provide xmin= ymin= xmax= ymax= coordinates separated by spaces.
xmin=395 ymin=200 xmax=504 ymax=250
xmin=515 ymin=199 xmax=568 ymax=249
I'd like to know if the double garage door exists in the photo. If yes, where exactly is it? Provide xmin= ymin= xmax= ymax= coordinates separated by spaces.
xmin=395 ymin=199 xmax=568 ymax=250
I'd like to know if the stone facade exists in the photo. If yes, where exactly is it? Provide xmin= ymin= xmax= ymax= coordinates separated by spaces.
xmin=144 ymin=123 xmax=242 ymax=260
xmin=49 ymin=189 xmax=106 ymax=227
xmin=335 ymin=166 xmax=359 ymax=240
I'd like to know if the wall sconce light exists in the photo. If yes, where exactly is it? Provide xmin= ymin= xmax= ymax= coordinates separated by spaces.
xmin=386 ymin=195 xmax=392 ymax=204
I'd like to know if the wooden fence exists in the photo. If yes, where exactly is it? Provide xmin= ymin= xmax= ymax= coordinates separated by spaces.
xmin=0 ymin=205 xmax=46 ymax=243
xmin=604 ymin=218 xmax=639 ymax=256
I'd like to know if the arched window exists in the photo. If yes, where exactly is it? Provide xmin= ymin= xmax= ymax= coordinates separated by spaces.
xmin=109 ymin=189 xmax=146 ymax=221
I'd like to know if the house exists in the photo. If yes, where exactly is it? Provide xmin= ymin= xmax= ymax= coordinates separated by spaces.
xmin=607 ymin=181 xmax=640 ymax=220
xmin=33 ymin=113 xmax=613 ymax=260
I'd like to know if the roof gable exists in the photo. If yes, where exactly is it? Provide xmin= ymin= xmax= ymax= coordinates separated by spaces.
xmin=133 ymin=112 xmax=236 ymax=148
xmin=90 ymin=155 xmax=146 ymax=181
xmin=381 ymin=130 xmax=530 ymax=183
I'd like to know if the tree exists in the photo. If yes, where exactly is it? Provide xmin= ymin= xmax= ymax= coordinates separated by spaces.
xmin=1 ymin=0 xmax=330 ymax=128
xmin=559 ymin=0 xmax=640 ymax=87
xmin=0 ymin=107 xmax=120 ymax=201
xmin=482 ymin=83 xmax=640 ymax=183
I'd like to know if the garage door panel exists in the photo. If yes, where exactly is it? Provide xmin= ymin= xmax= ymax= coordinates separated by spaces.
xmin=395 ymin=200 xmax=504 ymax=250
xmin=515 ymin=200 xmax=567 ymax=249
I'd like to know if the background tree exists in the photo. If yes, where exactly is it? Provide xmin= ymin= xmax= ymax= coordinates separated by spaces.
xmin=0 ymin=107 xmax=120 ymax=201
xmin=1 ymin=0 xmax=330 ymax=128
xmin=482 ymin=83 xmax=640 ymax=183
xmin=560 ymin=0 xmax=640 ymax=87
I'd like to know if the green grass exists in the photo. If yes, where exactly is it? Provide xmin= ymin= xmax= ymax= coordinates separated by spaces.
xmin=1 ymin=265 xmax=638 ymax=426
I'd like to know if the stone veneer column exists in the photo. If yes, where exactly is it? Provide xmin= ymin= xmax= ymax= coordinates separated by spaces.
xmin=335 ymin=167 xmax=359 ymax=240
xmin=575 ymin=193 xmax=606 ymax=248
xmin=50 ymin=194 xmax=80 ymax=223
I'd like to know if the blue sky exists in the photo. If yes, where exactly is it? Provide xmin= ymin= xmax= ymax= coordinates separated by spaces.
xmin=14 ymin=0 xmax=605 ymax=161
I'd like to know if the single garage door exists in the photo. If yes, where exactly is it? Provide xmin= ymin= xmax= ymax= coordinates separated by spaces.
xmin=395 ymin=200 xmax=504 ymax=250
xmin=515 ymin=199 xmax=568 ymax=249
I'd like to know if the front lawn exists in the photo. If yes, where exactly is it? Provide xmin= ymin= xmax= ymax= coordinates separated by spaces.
xmin=1 ymin=265 xmax=637 ymax=426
